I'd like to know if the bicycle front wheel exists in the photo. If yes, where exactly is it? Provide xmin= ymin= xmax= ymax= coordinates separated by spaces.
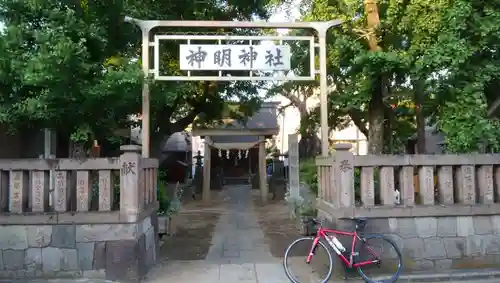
xmin=356 ymin=234 xmax=403 ymax=283
xmin=283 ymin=237 xmax=334 ymax=283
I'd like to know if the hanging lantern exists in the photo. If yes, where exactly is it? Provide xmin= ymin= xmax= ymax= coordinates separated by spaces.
xmin=238 ymin=150 xmax=242 ymax=159
xmin=218 ymin=149 xmax=222 ymax=157
xmin=245 ymin=149 xmax=249 ymax=158
xmin=226 ymin=149 xmax=230 ymax=159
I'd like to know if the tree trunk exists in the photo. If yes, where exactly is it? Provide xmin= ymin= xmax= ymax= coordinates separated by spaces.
xmin=364 ymin=0 xmax=384 ymax=154
xmin=349 ymin=109 xmax=369 ymax=138
xmin=368 ymin=84 xmax=385 ymax=154
xmin=297 ymin=102 xmax=320 ymax=159
xmin=151 ymin=131 xmax=167 ymax=161
xmin=413 ymin=80 xmax=427 ymax=153
xmin=383 ymin=112 xmax=393 ymax=154
xmin=298 ymin=134 xmax=321 ymax=159
xmin=383 ymin=105 xmax=396 ymax=153
xmin=364 ymin=0 xmax=381 ymax=52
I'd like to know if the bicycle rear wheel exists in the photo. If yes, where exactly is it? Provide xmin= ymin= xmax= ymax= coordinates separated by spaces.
xmin=283 ymin=237 xmax=334 ymax=283
xmin=356 ymin=234 xmax=403 ymax=283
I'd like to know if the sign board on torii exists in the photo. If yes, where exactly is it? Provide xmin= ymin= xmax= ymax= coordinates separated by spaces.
xmin=180 ymin=44 xmax=291 ymax=71
xmin=124 ymin=17 xmax=342 ymax=158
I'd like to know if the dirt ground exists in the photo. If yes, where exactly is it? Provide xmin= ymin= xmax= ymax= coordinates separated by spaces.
xmin=252 ymin=190 xmax=303 ymax=258
xmin=160 ymin=189 xmax=304 ymax=261
xmin=181 ymin=190 xmax=227 ymax=209
xmin=159 ymin=190 xmax=224 ymax=261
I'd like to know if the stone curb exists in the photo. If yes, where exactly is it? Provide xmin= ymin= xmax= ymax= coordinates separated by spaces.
xmin=1 ymin=280 xmax=119 ymax=283
xmin=397 ymin=269 xmax=500 ymax=282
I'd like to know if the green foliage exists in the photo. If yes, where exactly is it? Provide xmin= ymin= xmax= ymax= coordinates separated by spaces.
xmin=0 ymin=0 xmax=280 ymax=151
xmin=430 ymin=0 xmax=500 ymax=152
xmin=156 ymin=168 xmax=185 ymax=217
xmin=299 ymin=158 xmax=318 ymax=195
xmin=288 ymin=0 xmax=500 ymax=153
xmin=0 ymin=0 xmax=143 ymax=144
xmin=157 ymin=170 xmax=170 ymax=215
xmin=439 ymin=91 xmax=500 ymax=153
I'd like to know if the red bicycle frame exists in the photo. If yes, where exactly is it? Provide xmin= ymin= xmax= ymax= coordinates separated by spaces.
xmin=306 ymin=227 xmax=379 ymax=268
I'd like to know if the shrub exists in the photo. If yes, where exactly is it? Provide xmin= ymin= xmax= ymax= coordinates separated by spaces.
xmin=157 ymin=180 xmax=170 ymax=216
xmin=299 ymin=158 xmax=318 ymax=195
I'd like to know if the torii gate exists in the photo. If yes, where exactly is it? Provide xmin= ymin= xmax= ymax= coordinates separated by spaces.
xmin=125 ymin=17 xmax=342 ymax=157
xmin=125 ymin=17 xmax=342 ymax=200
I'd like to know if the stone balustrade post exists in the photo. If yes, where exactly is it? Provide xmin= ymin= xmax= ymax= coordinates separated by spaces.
xmin=332 ymin=143 xmax=355 ymax=208
xmin=120 ymin=145 xmax=141 ymax=222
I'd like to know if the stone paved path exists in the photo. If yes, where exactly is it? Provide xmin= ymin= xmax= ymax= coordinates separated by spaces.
xmin=205 ymin=184 xmax=274 ymax=264
xmin=145 ymin=184 xmax=291 ymax=283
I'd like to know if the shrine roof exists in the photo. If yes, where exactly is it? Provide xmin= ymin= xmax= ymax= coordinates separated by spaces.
xmin=192 ymin=102 xmax=279 ymax=140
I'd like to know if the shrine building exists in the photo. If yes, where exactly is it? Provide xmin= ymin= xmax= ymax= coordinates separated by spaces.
xmin=192 ymin=102 xmax=279 ymax=202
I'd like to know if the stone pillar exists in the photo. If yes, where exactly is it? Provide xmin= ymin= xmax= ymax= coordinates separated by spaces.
xmin=31 ymin=170 xmax=49 ymax=212
xmin=120 ymin=145 xmax=141 ymax=222
xmin=288 ymin=134 xmax=300 ymax=200
xmin=9 ymin=171 xmax=28 ymax=213
xmin=98 ymin=170 xmax=114 ymax=211
xmin=457 ymin=165 xmax=475 ymax=204
xmin=333 ymin=143 xmax=355 ymax=208
xmin=76 ymin=170 xmax=91 ymax=212
xmin=202 ymin=137 xmax=211 ymax=202
xmin=258 ymin=137 xmax=268 ymax=202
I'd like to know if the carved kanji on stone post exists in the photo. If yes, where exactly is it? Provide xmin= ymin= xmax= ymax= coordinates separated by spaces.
xmin=332 ymin=144 xmax=355 ymax=208
xmin=120 ymin=145 xmax=141 ymax=222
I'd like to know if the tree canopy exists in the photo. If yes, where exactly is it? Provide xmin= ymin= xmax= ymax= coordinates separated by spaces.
xmin=3 ymin=0 xmax=500 ymax=156
xmin=0 ymin=1 xmax=143 ymax=146
xmin=0 ymin=0 xmax=276 ymax=156
xmin=276 ymin=0 xmax=500 ymax=154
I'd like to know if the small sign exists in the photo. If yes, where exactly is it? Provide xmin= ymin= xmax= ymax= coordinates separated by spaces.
xmin=179 ymin=44 xmax=291 ymax=71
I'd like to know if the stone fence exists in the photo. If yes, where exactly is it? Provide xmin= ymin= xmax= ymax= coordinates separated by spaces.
xmin=316 ymin=144 xmax=500 ymax=272
xmin=0 ymin=145 xmax=159 ymax=282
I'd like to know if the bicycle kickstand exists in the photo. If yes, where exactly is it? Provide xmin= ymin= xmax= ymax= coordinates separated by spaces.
xmin=343 ymin=264 xmax=349 ymax=280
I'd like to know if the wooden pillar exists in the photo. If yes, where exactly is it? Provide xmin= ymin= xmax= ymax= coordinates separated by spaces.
xmin=258 ymin=137 xmax=267 ymax=202
xmin=202 ymin=137 xmax=211 ymax=202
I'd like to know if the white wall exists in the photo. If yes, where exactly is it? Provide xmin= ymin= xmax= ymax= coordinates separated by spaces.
xmin=330 ymin=123 xmax=368 ymax=155
xmin=272 ymin=94 xmax=368 ymax=155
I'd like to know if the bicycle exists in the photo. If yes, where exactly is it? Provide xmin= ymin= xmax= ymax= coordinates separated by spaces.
xmin=283 ymin=217 xmax=403 ymax=283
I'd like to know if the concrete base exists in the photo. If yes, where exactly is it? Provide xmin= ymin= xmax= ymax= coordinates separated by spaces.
xmin=0 ymin=215 xmax=158 ymax=282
